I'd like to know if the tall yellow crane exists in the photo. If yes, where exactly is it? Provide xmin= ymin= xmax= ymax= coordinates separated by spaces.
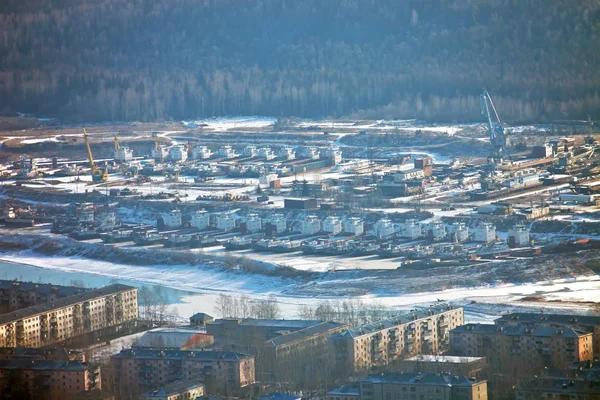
xmin=83 ymin=128 xmax=108 ymax=183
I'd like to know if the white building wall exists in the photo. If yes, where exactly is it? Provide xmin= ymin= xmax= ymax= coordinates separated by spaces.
xmin=375 ymin=219 xmax=395 ymax=238
xmin=169 ymin=145 xmax=188 ymax=162
xmin=322 ymin=216 xmax=342 ymax=234
xmin=190 ymin=210 xmax=210 ymax=229
xmin=245 ymin=214 xmax=262 ymax=233
xmin=474 ymin=223 xmax=496 ymax=243
xmin=216 ymin=214 xmax=236 ymax=231
xmin=163 ymin=210 xmax=182 ymax=228
xmin=343 ymin=217 xmax=364 ymax=236
xmin=302 ymin=216 xmax=321 ymax=235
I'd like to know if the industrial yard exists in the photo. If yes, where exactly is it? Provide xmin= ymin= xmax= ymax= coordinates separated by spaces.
xmin=0 ymin=101 xmax=599 ymax=310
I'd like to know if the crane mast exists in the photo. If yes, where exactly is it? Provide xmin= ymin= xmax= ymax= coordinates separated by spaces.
xmin=480 ymin=89 xmax=507 ymax=161
xmin=83 ymin=128 xmax=108 ymax=182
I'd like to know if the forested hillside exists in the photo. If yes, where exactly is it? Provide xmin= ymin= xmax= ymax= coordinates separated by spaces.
xmin=0 ymin=0 xmax=598 ymax=122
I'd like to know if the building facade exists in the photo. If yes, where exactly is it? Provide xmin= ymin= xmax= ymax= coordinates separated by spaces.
xmin=112 ymin=349 xmax=254 ymax=396
xmin=450 ymin=324 xmax=593 ymax=375
xmin=0 ymin=280 xmax=89 ymax=314
xmin=0 ymin=284 xmax=138 ymax=348
xmin=329 ymin=305 xmax=464 ymax=374
xmin=0 ymin=359 xmax=100 ymax=400
xmin=495 ymin=313 xmax=600 ymax=357
xmin=139 ymin=379 xmax=205 ymax=400
xmin=358 ymin=372 xmax=488 ymax=400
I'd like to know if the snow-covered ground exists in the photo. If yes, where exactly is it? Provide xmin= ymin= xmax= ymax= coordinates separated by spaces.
xmin=1 ymin=253 xmax=598 ymax=322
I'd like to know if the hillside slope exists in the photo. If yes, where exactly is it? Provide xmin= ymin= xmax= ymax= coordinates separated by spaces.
xmin=0 ymin=0 xmax=598 ymax=122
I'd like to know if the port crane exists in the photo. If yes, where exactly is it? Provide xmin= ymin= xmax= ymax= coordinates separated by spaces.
xmin=480 ymin=89 xmax=507 ymax=161
xmin=83 ymin=128 xmax=108 ymax=183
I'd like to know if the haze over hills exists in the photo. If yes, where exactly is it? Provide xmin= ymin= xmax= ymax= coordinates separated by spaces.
xmin=0 ymin=0 xmax=598 ymax=123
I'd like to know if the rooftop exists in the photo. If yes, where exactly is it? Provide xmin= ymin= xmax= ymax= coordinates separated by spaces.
xmin=327 ymin=383 xmax=360 ymax=396
xmin=257 ymin=393 xmax=302 ymax=400
xmin=496 ymin=313 xmax=600 ymax=327
xmin=517 ymin=378 xmax=600 ymax=394
xmin=404 ymin=355 xmax=484 ymax=364
xmin=452 ymin=323 xmax=589 ymax=338
xmin=267 ymin=321 xmax=347 ymax=347
xmin=208 ymin=318 xmax=321 ymax=330
xmin=0 ymin=346 xmax=83 ymax=360
xmin=133 ymin=328 xmax=212 ymax=349
xmin=111 ymin=348 xmax=252 ymax=362
xmin=190 ymin=312 xmax=213 ymax=321
xmin=140 ymin=379 xmax=204 ymax=397
xmin=0 ymin=359 xmax=92 ymax=371
xmin=0 ymin=279 xmax=89 ymax=296
xmin=0 ymin=284 xmax=136 ymax=325
xmin=330 ymin=304 xmax=460 ymax=340
xmin=360 ymin=372 xmax=484 ymax=387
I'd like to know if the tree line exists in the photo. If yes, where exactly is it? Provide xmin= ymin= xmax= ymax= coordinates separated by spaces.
xmin=0 ymin=0 xmax=598 ymax=123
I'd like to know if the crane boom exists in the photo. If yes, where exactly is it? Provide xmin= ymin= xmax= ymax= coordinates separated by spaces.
xmin=83 ymin=128 xmax=98 ymax=173
xmin=480 ymin=89 xmax=507 ymax=159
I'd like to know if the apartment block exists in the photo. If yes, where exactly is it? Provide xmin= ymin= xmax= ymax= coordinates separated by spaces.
xmin=139 ymin=379 xmax=204 ymax=400
xmin=450 ymin=324 xmax=593 ymax=375
xmin=495 ymin=313 xmax=600 ymax=356
xmin=0 ymin=279 xmax=89 ymax=313
xmin=515 ymin=378 xmax=600 ymax=400
xmin=359 ymin=372 xmax=488 ymax=400
xmin=0 ymin=346 xmax=85 ymax=361
xmin=0 ymin=359 xmax=100 ymax=400
xmin=0 ymin=284 xmax=138 ymax=348
xmin=262 ymin=321 xmax=348 ymax=381
xmin=395 ymin=355 xmax=486 ymax=378
xmin=328 ymin=305 xmax=464 ymax=374
xmin=111 ymin=349 xmax=255 ymax=396
xmin=207 ymin=318 xmax=322 ymax=342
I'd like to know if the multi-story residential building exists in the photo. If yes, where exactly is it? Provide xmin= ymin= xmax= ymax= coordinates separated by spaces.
xmin=0 ymin=279 xmax=89 ymax=313
xmin=0 ymin=359 xmax=101 ymax=400
xmin=111 ymin=349 xmax=254 ymax=396
xmin=515 ymin=377 xmax=600 ymax=400
xmin=139 ymin=379 xmax=204 ymax=400
xmin=133 ymin=328 xmax=214 ymax=350
xmin=0 ymin=284 xmax=138 ymax=348
xmin=262 ymin=321 xmax=348 ymax=382
xmin=326 ymin=383 xmax=359 ymax=400
xmin=450 ymin=324 xmax=593 ymax=374
xmin=495 ymin=313 xmax=600 ymax=356
xmin=0 ymin=346 xmax=85 ymax=361
xmin=207 ymin=318 xmax=322 ymax=342
xmin=329 ymin=305 xmax=464 ymax=374
xmin=358 ymin=372 xmax=488 ymax=400
xmin=394 ymin=355 xmax=486 ymax=378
